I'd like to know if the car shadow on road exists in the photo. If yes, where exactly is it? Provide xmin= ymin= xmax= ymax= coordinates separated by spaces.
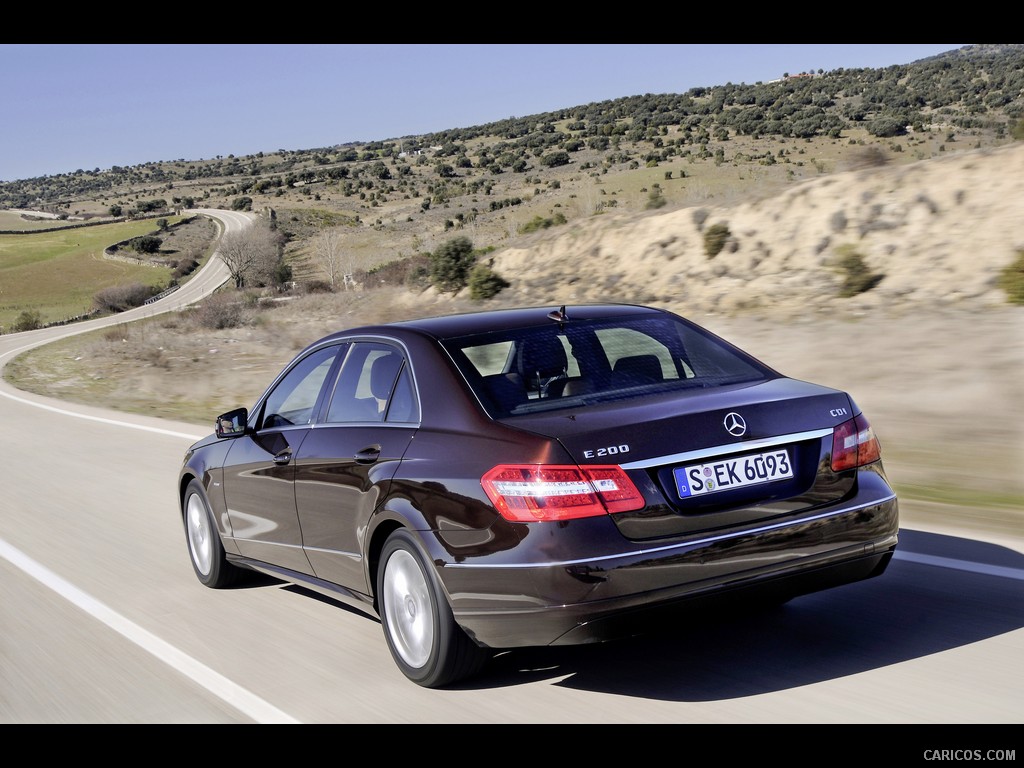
xmin=474 ymin=528 xmax=1024 ymax=698
xmin=233 ymin=571 xmax=383 ymax=623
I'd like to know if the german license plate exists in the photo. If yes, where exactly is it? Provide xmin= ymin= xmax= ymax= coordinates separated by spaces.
xmin=674 ymin=449 xmax=793 ymax=497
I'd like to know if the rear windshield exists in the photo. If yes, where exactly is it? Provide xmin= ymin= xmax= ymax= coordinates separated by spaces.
xmin=441 ymin=314 xmax=776 ymax=418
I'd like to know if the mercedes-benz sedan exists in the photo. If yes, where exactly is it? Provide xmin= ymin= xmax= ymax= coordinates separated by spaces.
xmin=177 ymin=303 xmax=898 ymax=687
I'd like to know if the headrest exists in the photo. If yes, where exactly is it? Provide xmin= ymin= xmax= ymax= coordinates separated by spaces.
xmin=612 ymin=354 xmax=663 ymax=385
xmin=517 ymin=335 xmax=568 ymax=379
xmin=370 ymin=353 xmax=402 ymax=399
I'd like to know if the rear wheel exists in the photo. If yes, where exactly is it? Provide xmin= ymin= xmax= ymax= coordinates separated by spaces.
xmin=377 ymin=529 xmax=488 ymax=688
xmin=183 ymin=479 xmax=245 ymax=588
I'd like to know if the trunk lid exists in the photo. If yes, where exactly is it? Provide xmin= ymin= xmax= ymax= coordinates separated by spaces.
xmin=506 ymin=378 xmax=857 ymax=540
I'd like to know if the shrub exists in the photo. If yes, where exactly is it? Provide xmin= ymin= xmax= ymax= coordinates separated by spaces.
xmin=998 ymin=249 xmax=1024 ymax=304
xmin=645 ymin=189 xmax=667 ymax=210
xmin=300 ymin=279 xmax=335 ymax=294
xmin=136 ymin=199 xmax=167 ymax=213
xmin=846 ymin=146 xmax=890 ymax=170
xmin=13 ymin=309 xmax=42 ymax=332
xmin=405 ymin=264 xmax=431 ymax=291
xmin=703 ymin=223 xmax=731 ymax=259
xmin=429 ymin=236 xmax=476 ymax=294
xmin=357 ymin=254 xmax=431 ymax=289
xmin=520 ymin=213 xmax=567 ymax=233
xmin=468 ymin=263 xmax=510 ymax=300
xmin=194 ymin=292 xmax=245 ymax=329
xmin=172 ymin=258 xmax=200 ymax=280
xmin=129 ymin=235 xmax=162 ymax=254
xmin=540 ymin=151 xmax=570 ymax=168
xmin=834 ymin=245 xmax=884 ymax=297
xmin=94 ymin=283 xmax=158 ymax=313
xmin=866 ymin=118 xmax=905 ymax=138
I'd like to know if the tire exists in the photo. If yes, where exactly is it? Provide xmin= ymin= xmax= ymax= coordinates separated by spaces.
xmin=182 ymin=478 xmax=245 ymax=588
xmin=377 ymin=529 xmax=489 ymax=688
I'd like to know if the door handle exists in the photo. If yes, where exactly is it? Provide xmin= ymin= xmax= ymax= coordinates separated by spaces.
xmin=273 ymin=450 xmax=292 ymax=465
xmin=355 ymin=445 xmax=382 ymax=464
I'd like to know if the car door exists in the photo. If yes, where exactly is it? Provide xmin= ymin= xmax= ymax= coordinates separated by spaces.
xmin=294 ymin=340 xmax=419 ymax=593
xmin=221 ymin=343 xmax=343 ymax=573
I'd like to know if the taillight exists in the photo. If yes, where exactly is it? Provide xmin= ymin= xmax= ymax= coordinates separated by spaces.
xmin=831 ymin=414 xmax=882 ymax=471
xmin=481 ymin=464 xmax=645 ymax=522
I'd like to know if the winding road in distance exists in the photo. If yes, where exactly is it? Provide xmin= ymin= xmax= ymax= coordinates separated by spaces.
xmin=0 ymin=209 xmax=1021 ymax=725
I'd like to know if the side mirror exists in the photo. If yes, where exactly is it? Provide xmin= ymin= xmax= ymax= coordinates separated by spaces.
xmin=216 ymin=407 xmax=249 ymax=438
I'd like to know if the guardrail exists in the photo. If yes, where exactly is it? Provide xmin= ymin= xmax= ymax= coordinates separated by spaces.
xmin=145 ymin=285 xmax=180 ymax=304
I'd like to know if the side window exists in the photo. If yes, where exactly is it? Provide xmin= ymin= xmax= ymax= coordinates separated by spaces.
xmin=326 ymin=342 xmax=408 ymax=423
xmin=462 ymin=340 xmax=514 ymax=376
xmin=260 ymin=345 xmax=340 ymax=429
xmin=384 ymin=365 xmax=419 ymax=423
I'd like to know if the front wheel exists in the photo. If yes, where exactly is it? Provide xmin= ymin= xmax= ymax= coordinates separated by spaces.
xmin=182 ymin=478 xmax=245 ymax=588
xmin=377 ymin=529 xmax=488 ymax=688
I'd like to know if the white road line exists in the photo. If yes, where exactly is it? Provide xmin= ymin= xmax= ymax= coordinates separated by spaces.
xmin=0 ymin=388 xmax=205 ymax=441
xmin=0 ymin=539 xmax=301 ymax=724
xmin=893 ymin=550 xmax=1024 ymax=581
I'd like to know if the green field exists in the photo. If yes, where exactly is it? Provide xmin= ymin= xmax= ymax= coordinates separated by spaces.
xmin=0 ymin=210 xmax=95 ymax=232
xmin=0 ymin=217 xmax=183 ymax=331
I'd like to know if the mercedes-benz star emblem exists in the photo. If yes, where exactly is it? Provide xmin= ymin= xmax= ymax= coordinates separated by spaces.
xmin=723 ymin=412 xmax=747 ymax=437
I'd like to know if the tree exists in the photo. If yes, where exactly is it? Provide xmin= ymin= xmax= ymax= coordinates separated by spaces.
xmin=540 ymin=150 xmax=570 ymax=168
xmin=429 ymin=236 xmax=476 ymax=294
xmin=136 ymin=198 xmax=167 ymax=213
xmin=218 ymin=219 xmax=287 ymax=288
xmin=867 ymin=117 xmax=906 ymax=138
xmin=310 ymin=228 xmax=351 ymax=289
xmin=129 ymin=235 xmax=162 ymax=254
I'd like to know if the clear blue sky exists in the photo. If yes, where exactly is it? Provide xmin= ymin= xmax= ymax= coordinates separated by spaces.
xmin=0 ymin=44 xmax=965 ymax=182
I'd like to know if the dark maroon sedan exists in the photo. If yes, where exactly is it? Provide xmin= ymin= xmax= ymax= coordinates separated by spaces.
xmin=177 ymin=303 xmax=898 ymax=687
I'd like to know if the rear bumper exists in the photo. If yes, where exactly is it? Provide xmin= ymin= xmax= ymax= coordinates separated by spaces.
xmin=439 ymin=479 xmax=898 ymax=649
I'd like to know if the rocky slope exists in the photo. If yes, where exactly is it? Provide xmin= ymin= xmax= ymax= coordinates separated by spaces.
xmin=485 ymin=142 xmax=1024 ymax=317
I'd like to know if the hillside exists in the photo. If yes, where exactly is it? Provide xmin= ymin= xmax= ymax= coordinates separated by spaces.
xmin=3 ymin=44 xmax=1023 ymax=290
xmin=5 ymin=133 xmax=1024 ymax=542
xmin=2 ymin=45 xmax=1023 ymax=548
xmin=485 ymin=141 xmax=1024 ymax=316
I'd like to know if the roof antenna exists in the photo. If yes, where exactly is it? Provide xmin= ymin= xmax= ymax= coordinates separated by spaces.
xmin=547 ymin=305 xmax=568 ymax=322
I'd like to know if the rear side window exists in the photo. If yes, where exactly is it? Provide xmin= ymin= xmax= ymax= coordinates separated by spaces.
xmin=462 ymin=341 xmax=514 ymax=376
xmin=443 ymin=314 xmax=774 ymax=417
xmin=324 ymin=342 xmax=419 ymax=424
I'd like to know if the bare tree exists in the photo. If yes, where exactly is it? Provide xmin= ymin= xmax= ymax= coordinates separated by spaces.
xmin=310 ymin=228 xmax=351 ymax=289
xmin=218 ymin=219 xmax=285 ymax=288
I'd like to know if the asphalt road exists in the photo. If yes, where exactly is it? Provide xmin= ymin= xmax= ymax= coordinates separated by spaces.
xmin=0 ymin=209 xmax=1022 ymax=725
